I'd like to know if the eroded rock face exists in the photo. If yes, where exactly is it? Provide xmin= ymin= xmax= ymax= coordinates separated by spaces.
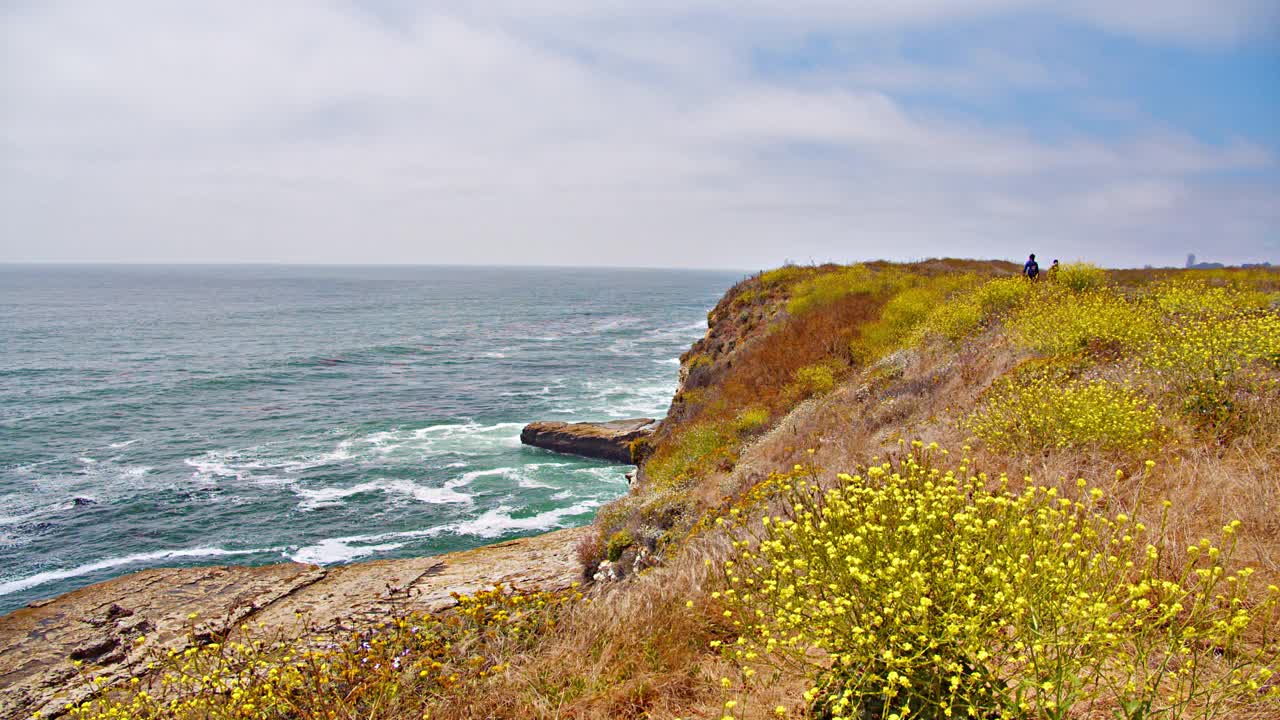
xmin=520 ymin=418 xmax=656 ymax=463
xmin=0 ymin=527 xmax=586 ymax=719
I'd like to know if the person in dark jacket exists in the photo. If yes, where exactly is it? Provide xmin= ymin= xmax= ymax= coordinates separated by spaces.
xmin=1023 ymin=254 xmax=1040 ymax=280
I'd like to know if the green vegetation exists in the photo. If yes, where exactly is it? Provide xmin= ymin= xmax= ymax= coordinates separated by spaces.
xmin=1008 ymin=289 xmax=1160 ymax=356
xmin=965 ymin=368 xmax=1160 ymax=452
xmin=788 ymin=360 xmax=840 ymax=398
xmin=730 ymin=407 xmax=770 ymax=435
xmin=605 ymin=529 xmax=634 ymax=562
xmin=1051 ymin=261 xmax=1108 ymax=292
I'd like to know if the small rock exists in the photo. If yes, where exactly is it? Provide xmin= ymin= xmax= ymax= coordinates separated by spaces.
xmin=69 ymin=637 xmax=119 ymax=662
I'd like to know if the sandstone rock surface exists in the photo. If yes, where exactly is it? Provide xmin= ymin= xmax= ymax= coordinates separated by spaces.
xmin=520 ymin=418 xmax=656 ymax=462
xmin=0 ymin=526 xmax=586 ymax=719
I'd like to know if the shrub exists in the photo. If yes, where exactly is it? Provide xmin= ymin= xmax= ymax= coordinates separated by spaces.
xmin=919 ymin=296 xmax=984 ymax=341
xmin=759 ymin=265 xmax=811 ymax=288
xmin=575 ymin=531 xmax=606 ymax=576
xmin=722 ymin=451 xmax=1280 ymax=720
xmin=972 ymin=276 xmax=1033 ymax=317
xmin=686 ymin=353 xmax=713 ymax=370
xmin=785 ymin=265 xmax=920 ymax=317
xmin=605 ymin=529 xmax=634 ymax=562
xmin=642 ymin=423 xmax=731 ymax=490
xmin=1053 ymin=261 xmax=1109 ymax=292
xmin=1143 ymin=311 xmax=1280 ymax=426
xmin=854 ymin=285 xmax=946 ymax=360
xmin=1009 ymin=289 xmax=1159 ymax=356
xmin=731 ymin=407 xmax=770 ymax=435
xmin=916 ymin=277 xmax=1029 ymax=344
xmin=789 ymin=361 xmax=840 ymax=398
xmin=965 ymin=367 xmax=1160 ymax=452
xmin=1147 ymin=278 xmax=1270 ymax=317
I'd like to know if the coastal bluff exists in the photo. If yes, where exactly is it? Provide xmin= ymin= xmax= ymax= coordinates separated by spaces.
xmin=520 ymin=418 xmax=655 ymax=463
xmin=0 ymin=526 xmax=586 ymax=719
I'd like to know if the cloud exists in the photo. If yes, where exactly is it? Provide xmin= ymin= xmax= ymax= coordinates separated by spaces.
xmin=1 ymin=1 xmax=1276 ymax=268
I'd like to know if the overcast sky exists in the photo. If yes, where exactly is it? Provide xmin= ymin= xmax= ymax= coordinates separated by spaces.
xmin=2 ymin=1 xmax=1278 ymax=269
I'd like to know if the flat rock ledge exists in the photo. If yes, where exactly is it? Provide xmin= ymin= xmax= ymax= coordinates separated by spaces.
xmin=520 ymin=418 xmax=656 ymax=463
xmin=0 ymin=526 xmax=586 ymax=719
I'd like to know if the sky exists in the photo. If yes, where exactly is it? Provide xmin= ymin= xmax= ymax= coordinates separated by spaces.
xmin=2 ymin=1 xmax=1278 ymax=269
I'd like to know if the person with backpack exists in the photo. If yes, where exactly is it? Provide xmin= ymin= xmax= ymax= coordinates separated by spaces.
xmin=1023 ymin=253 xmax=1040 ymax=280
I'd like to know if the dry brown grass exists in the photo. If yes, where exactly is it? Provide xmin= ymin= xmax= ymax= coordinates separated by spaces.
xmin=423 ymin=536 xmax=738 ymax=719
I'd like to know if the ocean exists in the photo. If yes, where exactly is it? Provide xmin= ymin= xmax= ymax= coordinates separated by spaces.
xmin=0 ymin=265 xmax=738 ymax=614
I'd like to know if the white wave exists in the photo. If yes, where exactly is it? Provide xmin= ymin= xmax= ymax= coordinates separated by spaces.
xmin=0 ymin=546 xmax=277 ymax=597
xmin=77 ymin=457 xmax=96 ymax=465
xmin=289 ymin=538 xmax=405 ymax=565
xmin=458 ymin=467 xmax=511 ymax=483
xmin=654 ymin=357 xmax=681 ymax=365
xmin=185 ymin=422 xmax=527 ymax=488
xmin=481 ymin=351 xmax=507 ymax=359
xmin=440 ymin=500 xmax=601 ymax=539
xmin=296 ymin=478 xmax=473 ymax=510
xmin=108 ymin=439 xmax=139 ymax=449
xmin=310 ymin=440 xmax=355 ymax=465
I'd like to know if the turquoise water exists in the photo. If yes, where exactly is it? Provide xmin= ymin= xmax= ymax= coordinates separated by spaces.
xmin=0 ymin=265 xmax=737 ymax=614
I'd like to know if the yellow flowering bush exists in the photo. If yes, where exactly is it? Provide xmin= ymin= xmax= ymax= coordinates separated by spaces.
xmin=731 ymin=406 xmax=771 ymax=435
xmin=1146 ymin=278 xmax=1270 ymax=317
xmin=964 ymin=367 xmax=1160 ymax=452
xmin=69 ymin=585 xmax=578 ymax=720
xmin=1009 ymin=289 xmax=1159 ymax=356
xmin=1051 ymin=262 xmax=1109 ymax=292
xmin=917 ymin=277 xmax=1032 ymax=343
xmin=1143 ymin=310 xmax=1280 ymax=425
xmin=721 ymin=451 xmax=1280 ymax=720
xmin=972 ymin=276 xmax=1033 ymax=317
xmin=786 ymin=265 xmax=897 ymax=316
xmin=789 ymin=360 xmax=842 ymax=398
xmin=919 ymin=296 xmax=984 ymax=341
xmin=853 ymin=275 xmax=980 ymax=360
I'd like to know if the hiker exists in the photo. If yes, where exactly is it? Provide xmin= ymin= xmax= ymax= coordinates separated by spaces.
xmin=1048 ymin=259 xmax=1060 ymax=280
xmin=1023 ymin=254 xmax=1040 ymax=281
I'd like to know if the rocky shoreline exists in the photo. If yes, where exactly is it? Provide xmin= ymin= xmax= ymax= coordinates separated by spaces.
xmin=0 ymin=527 xmax=587 ymax=718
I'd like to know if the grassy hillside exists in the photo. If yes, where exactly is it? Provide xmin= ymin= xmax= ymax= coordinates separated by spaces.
xmin=70 ymin=261 xmax=1280 ymax=720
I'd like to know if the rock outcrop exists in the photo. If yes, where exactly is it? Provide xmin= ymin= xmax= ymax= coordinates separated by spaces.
xmin=520 ymin=418 xmax=655 ymax=463
xmin=0 ymin=527 xmax=586 ymax=719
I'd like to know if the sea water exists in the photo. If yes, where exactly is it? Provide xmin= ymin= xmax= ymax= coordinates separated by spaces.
xmin=0 ymin=265 xmax=738 ymax=613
